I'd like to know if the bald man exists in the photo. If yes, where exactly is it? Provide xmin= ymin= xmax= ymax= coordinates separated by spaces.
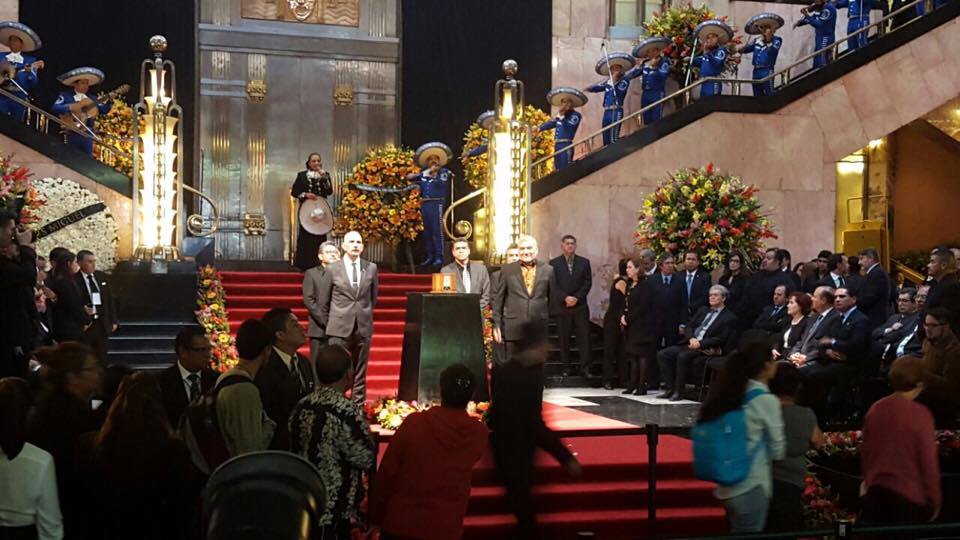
xmin=317 ymin=231 xmax=379 ymax=405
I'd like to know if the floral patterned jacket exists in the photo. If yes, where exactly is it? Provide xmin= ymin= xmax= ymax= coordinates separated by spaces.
xmin=289 ymin=386 xmax=375 ymax=526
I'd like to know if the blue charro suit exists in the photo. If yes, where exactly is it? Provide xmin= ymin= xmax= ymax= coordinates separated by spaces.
xmin=0 ymin=51 xmax=39 ymax=120
xmin=586 ymin=66 xmax=641 ymax=145
xmin=51 ymin=90 xmax=112 ymax=155
xmin=692 ymin=47 xmax=728 ymax=97
xmin=416 ymin=167 xmax=451 ymax=265
xmin=537 ymin=110 xmax=581 ymax=169
xmin=835 ymin=0 xmax=871 ymax=50
xmin=741 ymin=36 xmax=782 ymax=96
xmin=797 ymin=4 xmax=837 ymax=69
xmin=640 ymin=58 xmax=671 ymax=125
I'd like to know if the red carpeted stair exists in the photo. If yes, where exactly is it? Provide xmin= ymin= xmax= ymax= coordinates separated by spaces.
xmin=220 ymin=270 xmax=432 ymax=399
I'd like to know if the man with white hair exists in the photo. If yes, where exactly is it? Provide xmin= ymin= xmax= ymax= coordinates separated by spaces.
xmin=492 ymin=235 xmax=557 ymax=363
xmin=656 ymin=284 xmax=738 ymax=401
xmin=317 ymin=231 xmax=378 ymax=405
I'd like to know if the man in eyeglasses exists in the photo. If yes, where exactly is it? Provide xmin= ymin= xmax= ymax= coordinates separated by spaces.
xmin=917 ymin=307 xmax=960 ymax=426
xmin=156 ymin=326 xmax=219 ymax=426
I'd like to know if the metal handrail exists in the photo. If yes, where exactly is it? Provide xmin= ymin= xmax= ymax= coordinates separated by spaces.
xmin=0 ymin=86 xmax=135 ymax=160
xmin=892 ymin=258 xmax=927 ymax=285
xmin=530 ymin=0 xmax=933 ymax=178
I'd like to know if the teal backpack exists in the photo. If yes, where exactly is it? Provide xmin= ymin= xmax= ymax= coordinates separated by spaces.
xmin=692 ymin=387 xmax=767 ymax=486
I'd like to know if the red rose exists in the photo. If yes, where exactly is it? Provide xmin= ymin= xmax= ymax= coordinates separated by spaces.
xmin=705 ymin=207 xmax=714 ymax=217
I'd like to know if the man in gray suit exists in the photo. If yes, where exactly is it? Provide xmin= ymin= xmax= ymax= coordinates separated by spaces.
xmin=303 ymin=241 xmax=341 ymax=364
xmin=492 ymin=235 xmax=556 ymax=361
xmin=788 ymin=286 xmax=842 ymax=366
xmin=318 ymin=231 xmax=378 ymax=405
xmin=440 ymin=238 xmax=491 ymax=311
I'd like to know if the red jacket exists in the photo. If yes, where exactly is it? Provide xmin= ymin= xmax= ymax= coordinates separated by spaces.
xmin=369 ymin=406 xmax=488 ymax=540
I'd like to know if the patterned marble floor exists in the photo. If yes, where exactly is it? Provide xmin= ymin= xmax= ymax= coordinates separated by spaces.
xmin=543 ymin=387 xmax=700 ymax=428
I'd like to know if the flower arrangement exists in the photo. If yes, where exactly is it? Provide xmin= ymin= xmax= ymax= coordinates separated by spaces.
xmin=30 ymin=177 xmax=118 ymax=270
xmin=0 ymin=155 xmax=43 ymax=225
xmin=814 ymin=430 xmax=863 ymax=457
xmin=482 ymin=304 xmax=494 ymax=368
xmin=461 ymin=105 xmax=555 ymax=190
xmin=642 ymin=3 xmax=742 ymax=84
xmin=93 ymin=98 xmax=138 ymax=178
xmin=335 ymin=145 xmax=424 ymax=245
xmin=802 ymin=472 xmax=857 ymax=527
xmin=195 ymin=265 xmax=239 ymax=371
xmin=635 ymin=164 xmax=776 ymax=270
xmin=367 ymin=396 xmax=490 ymax=430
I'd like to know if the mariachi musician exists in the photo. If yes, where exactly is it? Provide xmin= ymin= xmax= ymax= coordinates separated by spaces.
xmin=585 ymin=51 xmax=641 ymax=146
xmin=461 ymin=110 xmax=496 ymax=161
xmin=536 ymin=87 xmax=586 ymax=170
xmin=51 ymin=67 xmax=112 ymax=155
xmin=291 ymin=152 xmax=334 ymax=271
xmin=795 ymin=0 xmax=837 ymax=69
xmin=691 ymin=20 xmax=734 ymax=98
xmin=406 ymin=142 xmax=453 ymax=267
xmin=0 ymin=22 xmax=44 ymax=121
xmin=740 ymin=13 xmax=785 ymax=97
xmin=632 ymin=36 xmax=672 ymax=125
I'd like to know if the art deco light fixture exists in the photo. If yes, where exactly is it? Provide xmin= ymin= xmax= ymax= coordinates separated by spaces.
xmin=132 ymin=35 xmax=183 ymax=262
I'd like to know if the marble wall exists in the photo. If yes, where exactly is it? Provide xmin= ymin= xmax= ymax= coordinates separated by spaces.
xmin=534 ymin=17 xmax=960 ymax=320
xmin=2 ymin=134 xmax=134 ymax=260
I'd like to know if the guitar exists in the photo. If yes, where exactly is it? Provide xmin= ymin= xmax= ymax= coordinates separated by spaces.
xmin=59 ymin=84 xmax=130 ymax=130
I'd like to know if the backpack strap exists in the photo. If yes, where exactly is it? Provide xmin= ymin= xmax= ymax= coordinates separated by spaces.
xmin=742 ymin=386 xmax=770 ymax=459
xmin=212 ymin=374 xmax=249 ymax=395
xmin=742 ymin=387 xmax=766 ymax=404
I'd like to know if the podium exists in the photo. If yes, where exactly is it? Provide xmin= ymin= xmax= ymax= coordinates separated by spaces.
xmin=399 ymin=293 xmax=488 ymax=404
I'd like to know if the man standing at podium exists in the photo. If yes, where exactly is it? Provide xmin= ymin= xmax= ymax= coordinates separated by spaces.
xmin=440 ymin=238 xmax=491 ymax=312
xmin=318 ymin=231 xmax=379 ymax=405
xmin=493 ymin=235 xmax=556 ymax=363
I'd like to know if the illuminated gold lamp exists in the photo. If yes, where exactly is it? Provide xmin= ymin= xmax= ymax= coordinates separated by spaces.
xmin=132 ymin=35 xmax=184 ymax=262
xmin=486 ymin=59 xmax=531 ymax=263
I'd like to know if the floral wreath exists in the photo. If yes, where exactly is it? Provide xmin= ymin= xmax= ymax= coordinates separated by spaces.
xmin=93 ymin=98 xmax=139 ymax=178
xmin=635 ymin=163 xmax=776 ymax=270
xmin=195 ymin=265 xmax=238 ymax=371
xmin=0 ymin=155 xmax=43 ymax=225
xmin=642 ymin=4 xmax=743 ymax=85
xmin=460 ymin=105 xmax=555 ymax=190
xmin=334 ymin=145 xmax=424 ymax=245
xmin=30 ymin=177 xmax=119 ymax=271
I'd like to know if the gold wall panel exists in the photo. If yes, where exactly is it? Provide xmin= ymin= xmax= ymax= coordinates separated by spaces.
xmin=241 ymin=0 xmax=359 ymax=26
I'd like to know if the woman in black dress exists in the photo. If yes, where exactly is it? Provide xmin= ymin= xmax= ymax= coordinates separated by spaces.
xmin=601 ymin=258 xmax=629 ymax=389
xmin=47 ymin=250 xmax=91 ymax=343
xmin=291 ymin=152 xmax=333 ymax=271
xmin=719 ymin=249 xmax=750 ymax=324
xmin=621 ymin=258 xmax=657 ymax=395
xmin=775 ymin=291 xmax=812 ymax=357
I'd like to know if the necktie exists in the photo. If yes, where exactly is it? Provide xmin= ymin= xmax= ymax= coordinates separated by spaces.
xmin=187 ymin=373 xmax=200 ymax=401
xmin=663 ymin=276 xmax=668 ymax=285
xmin=837 ymin=276 xmax=845 ymax=288
xmin=806 ymin=313 xmax=826 ymax=343
xmin=290 ymin=357 xmax=304 ymax=392
xmin=771 ymin=306 xmax=782 ymax=319
xmin=351 ymin=262 xmax=360 ymax=289
xmin=696 ymin=310 xmax=717 ymax=340
xmin=686 ymin=273 xmax=694 ymax=298
xmin=462 ymin=265 xmax=471 ymax=293
xmin=566 ymin=257 xmax=574 ymax=274
xmin=87 ymin=274 xmax=100 ymax=293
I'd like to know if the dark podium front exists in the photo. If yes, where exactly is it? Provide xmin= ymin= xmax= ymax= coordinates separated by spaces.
xmin=399 ymin=293 xmax=488 ymax=404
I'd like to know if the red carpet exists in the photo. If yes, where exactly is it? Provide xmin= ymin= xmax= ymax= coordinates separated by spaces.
xmin=220 ymin=270 xmax=432 ymax=399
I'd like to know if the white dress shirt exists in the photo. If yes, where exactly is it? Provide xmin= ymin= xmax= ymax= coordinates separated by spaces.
xmin=343 ymin=256 xmax=361 ymax=288
xmin=455 ymin=261 xmax=472 ymax=293
xmin=177 ymin=361 xmax=201 ymax=401
xmin=80 ymin=271 xmax=99 ymax=316
xmin=0 ymin=443 xmax=63 ymax=539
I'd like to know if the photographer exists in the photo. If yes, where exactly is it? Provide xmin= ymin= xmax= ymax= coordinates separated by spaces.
xmin=0 ymin=210 xmax=39 ymax=378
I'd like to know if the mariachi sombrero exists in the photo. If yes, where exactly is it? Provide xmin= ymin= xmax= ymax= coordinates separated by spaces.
xmin=594 ymin=52 xmax=635 ymax=76
xmin=632 ymin=36 xmax=672 ymax=59
xmin=0 ymin=21 xmax=41 ymax=52
xmin=57 ymin=67 xmax=105 ymax=87
xmin=744 ymin=13 xmax=785 ymax=35
xmin=694 ymin=20 xmax=735 ymax=45
xmin=476 ymin=110 xmax=496 ymax=130
xmin=546 ymin=87 xmax=588 ymax=108
xmin=415 ymin=142 xmax=453 ymax=168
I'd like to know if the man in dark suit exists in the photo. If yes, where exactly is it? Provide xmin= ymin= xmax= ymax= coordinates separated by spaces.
xmin=303 ymin=241 xmax=341 ymax=363
xmin=549 ymin=235 xmax=592 ymax=377
xmin=803 ymin=250 xmax=832 ymax=293
xmin=75 ymin=250 xmax=117 ymax=363
xmin=752 ymin=284 xmax=790 ymax=334
xmin=679 ymin=250 xmax=712 ymax=323
xmin=778 ymin=248 xmax=802 ymax=290
xmin=789 ymin=286 xmax=842 ymax=366
xmin=926 ymin=248 xmax=960 ymax=335
xmin=803 ymin=287 xmax=871 ymax=423
xmin=656 ymin=285 xmax=737 ymax=401
xmin=440 ymin=238 xmax=491 ymax=311
xmin=872 ymin=288 xmax=921 ymax=368
xmin=856 ymin=248 xmax=890 ymax=329
xmin=156 ymin=326 xmax=218 ymax=427
xmin=817 ymin=253 xmax=848 ymax=290
xmin=489 ymin=244 xmax=520 ymax=369
xmin=740 ymin=248 xmax=796 ymax=333
xmin=318 ymin=230 xmax=378 ymax=405
xmin=256 ymin=307 xmax=315 ymax=450
xmin=492 ymin=235 xmax=556 ymax=363
xmin=648 ymin=254 xmax=684 ymax=388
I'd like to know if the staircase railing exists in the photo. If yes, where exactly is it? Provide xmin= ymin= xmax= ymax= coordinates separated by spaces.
xmin=529 ymin=0 xmax=937 ymax=180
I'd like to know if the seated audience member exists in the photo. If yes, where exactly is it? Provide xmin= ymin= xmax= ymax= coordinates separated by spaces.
xmin=917 ymin=307 xmax=960 ymax=426
xmin=255 ymin=307 xmax=314 ymax=450
xmin=774 ymin=292 xmax=812 ymax=358
xmin=369 ymin=364 xmax=488 ymax=540
xmin=0 ymin=377 xmax=63 ymax=540
xmin=803 ymin=250 xmax=832 ymax=293
xmin=916 ymin=284 xmax=930 ymax=309
xmin=752 ymin=284 xmax=790 ymax=336
xmin=156 ymin=326 xmax=218 ymax=427
xmin=658 ymin=285 xmax=737 ymax=401
xmin=27 ymin=343 xmax=103 ymax=537
xmin=739 ymin=248 xmax=794 ymax=334
xmin=290 ymin=345 xmax=375 ymax=539
xmin=861 ymin=356 xmax=940 ymax=524
xmin=699 ymin=342 xmax=784 ymax=533
xmin=788 ymin=286 xmax=841 ymax=367
xmin=216 ymin=319 xmax=276 ymax=458
xmin=872 ymin=288 xmax=921 ymax=370
xmin=81 ymin=373 xmax=195 ymax=540
xmin=766 ymin=362 xmax=823 ymax=532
